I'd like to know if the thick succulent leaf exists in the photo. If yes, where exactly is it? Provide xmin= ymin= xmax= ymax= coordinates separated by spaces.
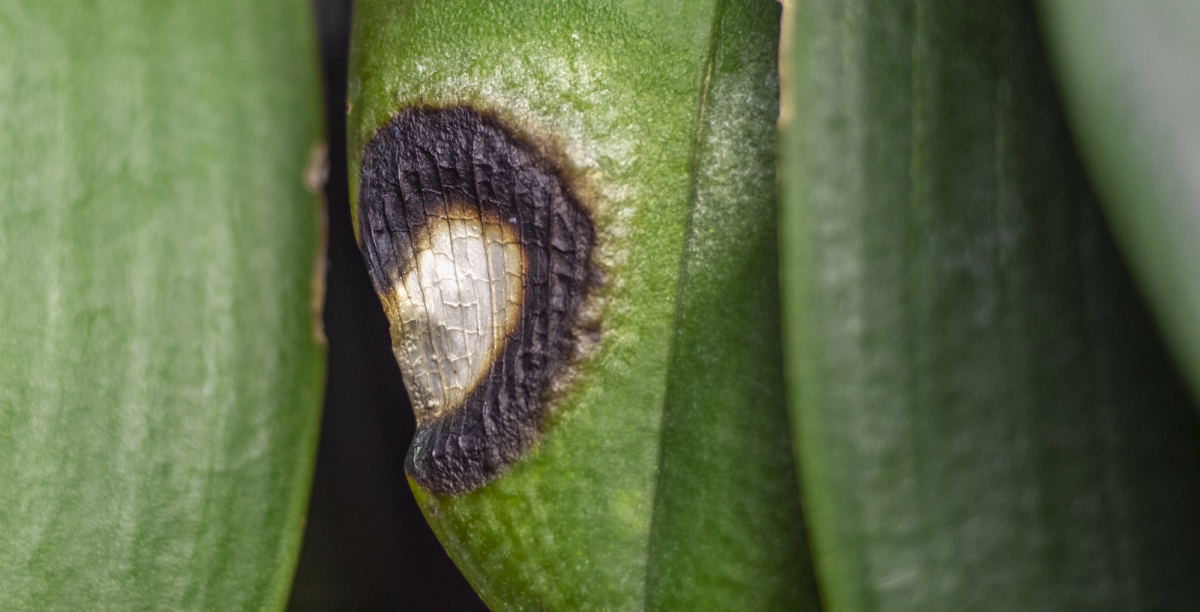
xmin=1037 ymin=0 xmax=1200 ymax=403
xmin=779 ymin=0 xmax=1200 ymax=610
xmin=347 ymin=0 xmax=818 ymax=610
xmin=0 ymin=2 xmax=326 ymax=610
xmin=642 ymin=2 xmax=821 ymax=610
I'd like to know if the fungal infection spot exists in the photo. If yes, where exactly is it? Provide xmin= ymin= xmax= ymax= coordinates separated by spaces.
xmin=390 ymin=203 xmax=524 ymax=425
xmin=357 ymin=106 xmax=594 ymax=494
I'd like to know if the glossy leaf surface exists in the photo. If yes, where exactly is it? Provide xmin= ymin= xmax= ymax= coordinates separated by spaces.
xmin=779 ymin=0 xmax=1200 ymax=610
xmin=0 ymin=2 xmax=326 ymax=609
xmin=347 ymin=0 xmax=819 ymax=609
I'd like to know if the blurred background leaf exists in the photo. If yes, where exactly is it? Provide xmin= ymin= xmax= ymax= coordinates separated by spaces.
xmin=1038 ymin=0 xmax=1200 ymax=406
xmin=0 ymin=1 xmax=326 ymax=610
xmin=779 ymin=0 xmax=1200 ymax=610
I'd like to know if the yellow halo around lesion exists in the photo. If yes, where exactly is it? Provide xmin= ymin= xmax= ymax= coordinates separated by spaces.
xmin=380 ymin=201 xmax=526 ymax=425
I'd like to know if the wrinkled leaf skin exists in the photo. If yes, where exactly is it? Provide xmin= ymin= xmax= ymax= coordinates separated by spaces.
xmin=349 ymin=0 xmax=820 ymax=610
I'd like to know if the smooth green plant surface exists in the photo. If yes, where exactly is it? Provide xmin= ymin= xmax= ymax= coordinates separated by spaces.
xmin=347 ymin=0 xmax=819 ymax=610
xmin=641 ymin=2 xmax=820 ymax=610
xmin=0 ymin=2 xmax=326 ymax=610
xmin=779 ymin=0 xmax=1200 ymax=610
xmin=1038 ymin=0 xmax=1200 ymax=405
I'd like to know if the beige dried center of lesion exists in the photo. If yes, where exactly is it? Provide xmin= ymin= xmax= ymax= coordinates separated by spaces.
xmin=386 ymin=204 xmax=525 ymax=425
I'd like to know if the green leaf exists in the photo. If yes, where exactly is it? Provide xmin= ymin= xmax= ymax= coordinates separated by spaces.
xmin=1037 ymin=0 xmax=1200 ymax=403
xmin=347 ymin=0 xmax=818 ymax=609
xmin=0 ymin=2 xmax=326 ymax=610
xmin=779 ymin=0 xmax=1200 ymax=610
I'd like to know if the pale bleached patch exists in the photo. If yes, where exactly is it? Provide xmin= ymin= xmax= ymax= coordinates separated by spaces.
xmin=391 ymin=203 xmax=525 ymax=424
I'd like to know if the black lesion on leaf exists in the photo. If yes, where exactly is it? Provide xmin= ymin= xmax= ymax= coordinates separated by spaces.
xmin=358 ymin=106 xmax=594 ymax=495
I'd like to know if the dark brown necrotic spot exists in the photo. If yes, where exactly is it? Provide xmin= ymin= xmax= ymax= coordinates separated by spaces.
xmin=358 ymin=106 xmax=594 ymax=495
